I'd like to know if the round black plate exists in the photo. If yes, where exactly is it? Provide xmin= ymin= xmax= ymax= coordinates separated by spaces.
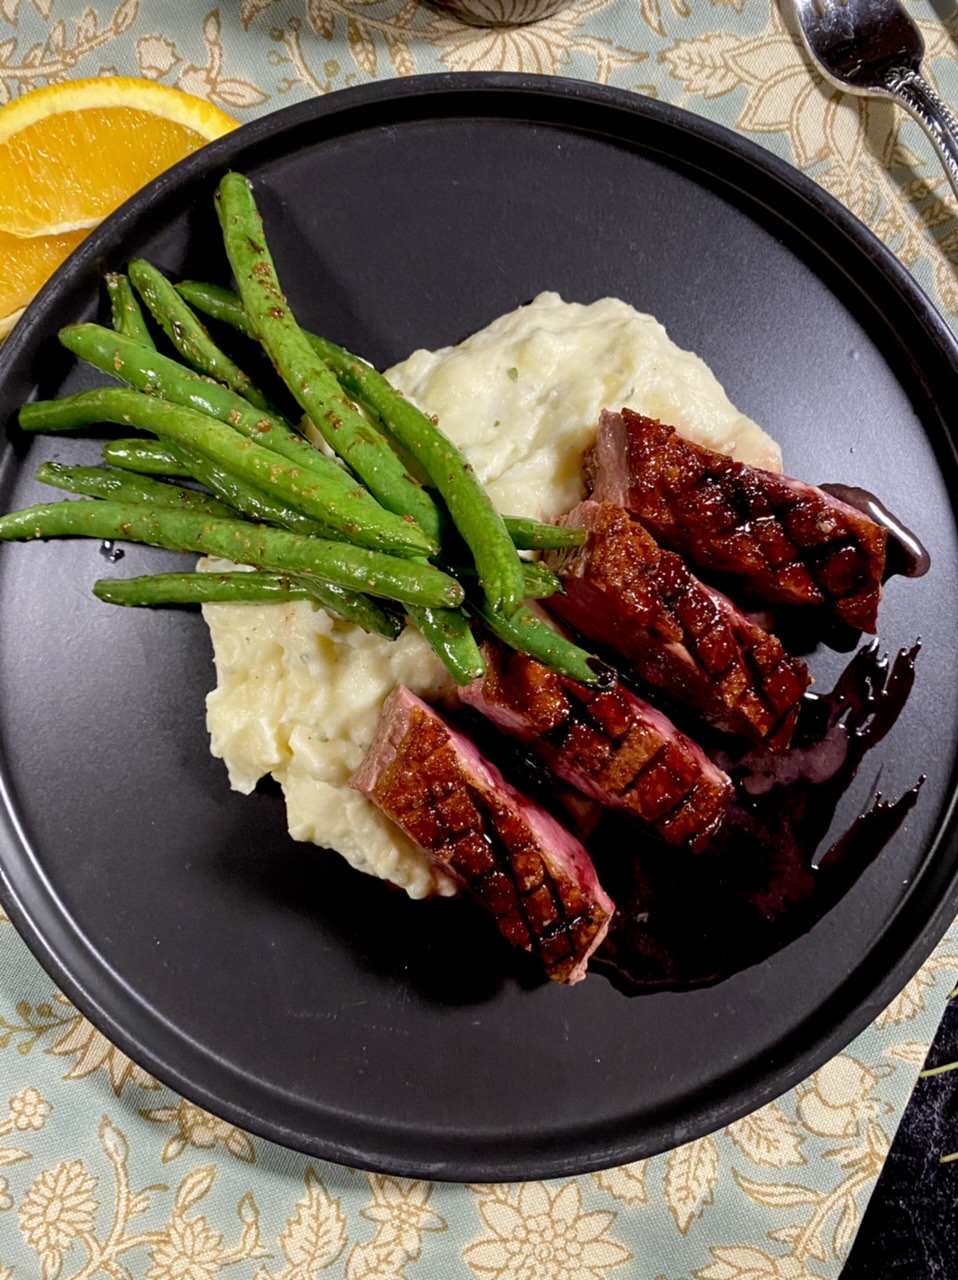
xmin=1 ymin=75 xmax=957 ymax=1182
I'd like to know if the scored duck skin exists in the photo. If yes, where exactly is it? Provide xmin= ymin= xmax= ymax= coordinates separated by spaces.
xmin=590 ymin=409 xmax=887 ymax=633
xmin=461 ymin=646 xmax=733 ymax=848
xmin=545 ymin=500 xmax=810 ymax=751
xmin=350 ymin=686 xmax=614 ymax=984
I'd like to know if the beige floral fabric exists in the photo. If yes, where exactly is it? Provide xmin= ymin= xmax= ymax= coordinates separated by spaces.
xmin=1 ymin=2 xmax=958 ymax=1277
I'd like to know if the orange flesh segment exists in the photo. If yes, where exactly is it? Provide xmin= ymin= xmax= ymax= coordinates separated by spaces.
xmin=0 ymin=226 xmax=90 ymax=322
xmin=0 ymin=109 xmax=214 ymax=236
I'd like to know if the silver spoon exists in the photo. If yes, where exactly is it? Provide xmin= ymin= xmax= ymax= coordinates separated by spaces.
xmin=786 ymin=0 xmax=958 ymax=200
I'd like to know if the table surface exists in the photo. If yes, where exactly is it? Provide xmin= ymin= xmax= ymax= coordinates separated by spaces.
xmin=2 ymin=2 xmax=958 ymax=1278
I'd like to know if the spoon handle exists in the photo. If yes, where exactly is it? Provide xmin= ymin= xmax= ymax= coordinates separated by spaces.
xmin=884 ymin=64 xmax=958 ymax=202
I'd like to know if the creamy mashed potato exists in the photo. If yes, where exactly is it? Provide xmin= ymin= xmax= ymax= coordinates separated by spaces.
xmin=203 ymin=293 xmax=781 ymax=897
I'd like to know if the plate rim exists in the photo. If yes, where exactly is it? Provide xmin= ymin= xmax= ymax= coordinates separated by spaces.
xmin=2 ymin=72 xmax=958 ymax=1181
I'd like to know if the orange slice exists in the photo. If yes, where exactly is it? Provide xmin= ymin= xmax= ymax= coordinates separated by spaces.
xmin=0 ymin=227 xmax=89 ymax=339
xmin=0 ymin=78 xmax=237 ymax=339
xmin=0 ymin=78 xmax=238 ymax=238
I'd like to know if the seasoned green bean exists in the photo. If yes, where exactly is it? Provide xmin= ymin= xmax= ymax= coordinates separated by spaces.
xmin=103 ymin=439 xmax=191 ymax=476
xmin=472 ymin=601 xmax=611 ymax=687
xmin=0 ymin=501 xmax=464 ymax=609
xmin=105 ymin=273 xmax=156 ymax=349
xmin=286 ymin=331 xmax=527 ymax=617
xmin=95 ymin=571 xmax=309 ymax=606
xmin=176 ymin=286 xmax=591 ymax=560
xmin=128 ymin=259 xmax=271 ymax=411
xmin=60 ymin=323 xmax=353 ymax=485
xmin=94 ymin=570 xmax=402 ymax=638
xmin=184 ymin=252 xmax=524 ymax=613
xmin=167 ymin=445 xmax=343 ymax=540
xmin=177 ymin=280 xmax=252 ymax=335
xmin=20 ymin=388 xmax=432 ymax=557
xmin=449 ymin=559 xmax=561 ymax=601
xmin=36 ymin=461 xmax=235 ymax=518
xmin=291 ymin=579 xmax=402 ymax=637
xmin=214 ymin=173 xmax=442 ymax=549
xmin=501 ymin=517 xmax=586 ymax=551
xmin=105 ymin=435 xmax=349 ymax=539
xmin=518 ymin=559 xmax=561 ymax=599
xmin=406 ymin=605 xmax=485 ymax=685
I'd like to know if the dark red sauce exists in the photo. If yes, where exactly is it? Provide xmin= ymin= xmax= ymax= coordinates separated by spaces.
xmin=820 ymin=482 xmax=931 ymax=579
xmin=591 ymin=641 xmax=922 ymax=991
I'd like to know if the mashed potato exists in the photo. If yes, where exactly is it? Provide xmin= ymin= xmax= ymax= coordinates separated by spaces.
xmin=203 ymin=293 xmax=781 ymax=897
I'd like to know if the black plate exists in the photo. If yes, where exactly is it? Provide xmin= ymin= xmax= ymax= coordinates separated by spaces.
xmin=1 ymin=75 xmax=957 ymax=1182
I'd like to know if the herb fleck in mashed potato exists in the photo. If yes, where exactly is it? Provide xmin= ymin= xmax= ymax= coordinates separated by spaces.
xmin=203 ymin=292 xmax=781 ymax=898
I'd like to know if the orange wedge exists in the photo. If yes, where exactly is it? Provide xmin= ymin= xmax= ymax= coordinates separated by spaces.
xmin=0 ymin=77 xmax=237 ymax=338
xmin=0 ymin=228 xmax=89 ymax=339
xmin=0 ymin=78 xmax=238 ymax=237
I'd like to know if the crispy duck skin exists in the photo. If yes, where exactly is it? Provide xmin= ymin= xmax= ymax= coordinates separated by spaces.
xmin=461 ymin=646 xmax=733 ymax=848
xmin=545 ymin=501 xmax=811 ymax=750
xmin=590 ymin=409 xmax=887 ymax=633
xmin=350 ymin=686 xmax=614 ymax=984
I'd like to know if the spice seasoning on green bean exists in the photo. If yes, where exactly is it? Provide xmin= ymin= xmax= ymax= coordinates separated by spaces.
xmin=213 ymin=173 xmax=443 ymax=549
xmin=102 ymin=435 xmax=347 ymax=539
xmin=20 ymin=388 xmax=432 ymax=557
xmin=185 ymin=252 xmax=525 ymax=614
xmin=0 ymin=501 xmax=464 ymax=609
xmin=85 ymin=443 xmax=395 ymax=625
xmin=103 ymin=439 xmax=191 ymax=476
xmin=105 ymin=273 xmax=156 ymax=349
xmin=94 ymin=571 xmax=402 ymax=638
xmin=167 ymin=443 xmax=344 ymax=540
xmin=406 ymin=605 xmax=485 ymax=685
xmin=128 ymin=259 xmax=272 ymax=412
xmin=501 ymin=517 xmax=586 ymax=551
xmin=177 ymin=286 xmax=592 ymax=560
xmin=472 ymin=601 xmax=611 ymax=687
xmin=289 ymin=330 xmax=527 ymax=617
xmin=177 ymin=280 xmax=253 ymax=336
xmin=60 ymin=323 xmax=352 ymax=486
xmin=35 ymin=461 xmax=236 ymax=518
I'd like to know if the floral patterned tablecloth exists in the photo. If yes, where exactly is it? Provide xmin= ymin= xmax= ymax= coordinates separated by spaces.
xmin=2 ymin=2 xmax=958 ymax=1278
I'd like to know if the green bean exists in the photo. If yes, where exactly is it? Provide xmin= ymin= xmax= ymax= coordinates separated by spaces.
xmin=20 ymin=388 xmax=432 ymax=558
xmin=40 ymin=451 xmax=333 ymax=542
xmin=449 ymin=559 xmax=560 ymax=601
xmin=94 ymin=570 xmax=402 ymax=638
xmin=95 ymin=571 xmax=309 ymax=606
xmin=39 ymin=453 xmax=418 ymax=635
xmin=167 ymin=444 xmax=342 ymax=540
xmin=472 ymin=602 xmax=611 ymax=687
xmin=0 ymin=501 xmax=464 ymax=609
xmin=501 ymin=517 xmax=585 ymax=551
xmin=176 ymin=285 xmax=591 ymax=561
xmin=214 ymin=173 xmax=442 ymax=549
xmin=293 ymin=579 xmax=402 ymax=637
xmin=105 ymin=273 xmax=156 ymax=349
xmin=177 ymin=280 xmax=252 ymax=335
xmin=60 ymin=323 xmax=352 ymax=486
xmin=291 ymin=340 xmax=524 ymax=616
xmin=106 ymin=434 xmax=349 ymax=539
xmin=518 ymin=559 xmax=561 ymax=599
xmin=185 ymin=250 xmax=523 ymax=613
xmin=103 ymin=439 xmax=191 ymax=476
xmin=406 ymin=605 xmax=485 ymax=685
xmin=128 ymin=259 xmax=271 ymax=411
xmin=35 ymin=462 xmax=235 ymax=518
